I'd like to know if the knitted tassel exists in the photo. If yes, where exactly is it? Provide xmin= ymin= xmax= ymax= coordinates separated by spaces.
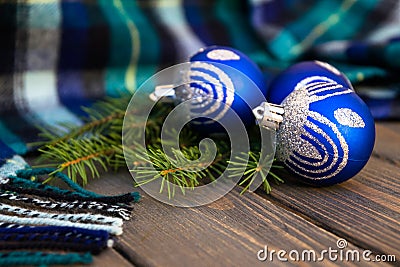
xmin=0 ymin=165 xmax=139 ymax=263
xmin=0 ymin=225 xmax=113 ymax=254
xmin=0 ymin=213 xmax=123 ymax=235
xmin=0 ymin=192 xmax=132 ymax=220
xmin=0 ymin=203 xmax=123 ymax=226
xmin=0 ymin=251 xmax=92 ymax=266
xmin=6 ymin=168 xmax=140 ymax=203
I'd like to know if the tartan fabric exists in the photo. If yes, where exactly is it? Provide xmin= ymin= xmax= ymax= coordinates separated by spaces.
xmin=0 ymin=0 xmax=399 ymax=161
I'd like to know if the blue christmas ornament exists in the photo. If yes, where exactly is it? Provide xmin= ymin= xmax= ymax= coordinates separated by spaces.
xmin=266 ymin=74 xmax=375 ymax=186
xmin=190 ymin=46 xmax=267 ymax=93
xmin=267 ymin=61 xmax=353 ymax=105
xmin=180 ymin=46 xmax=267 ymax=129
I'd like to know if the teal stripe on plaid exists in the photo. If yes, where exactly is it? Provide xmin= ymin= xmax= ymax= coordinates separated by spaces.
xmin=100 ymin=0 xmax=159 ymax=95
xmin=385 ymin=41 xmax=400 ymax=68
xmin=99 ymin=0 xmax=133 ymax=96
xmin=0 ymin=122 xmax=26 ymax=155
xmin=121 ymin=1 xmax=160 ymax=89
xmin=269 ymin=0 xmax=380 ymax=60
xmin=214 ymin=0 xmax=280 ymax=69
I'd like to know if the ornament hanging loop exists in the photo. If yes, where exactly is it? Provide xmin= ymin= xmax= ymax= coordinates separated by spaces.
xmin=253 ymin=102 xmax=284 ymax=130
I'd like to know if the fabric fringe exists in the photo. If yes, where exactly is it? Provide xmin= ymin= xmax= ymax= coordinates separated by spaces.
xmin=0 ymin=166 xmax=140 ymax=266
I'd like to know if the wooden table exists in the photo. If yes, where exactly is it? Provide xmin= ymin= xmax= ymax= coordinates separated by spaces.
xmin=85 ymin=122 xmax=399 ymax=266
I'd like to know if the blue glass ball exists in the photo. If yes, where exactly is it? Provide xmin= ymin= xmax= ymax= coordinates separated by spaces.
xmin=184 ymin=46 xmax=267 ymax=129
xmin=267 ymin=61 xmax=353 ymax=105
xmin=273 ymin=76 xmax=375 ymax=186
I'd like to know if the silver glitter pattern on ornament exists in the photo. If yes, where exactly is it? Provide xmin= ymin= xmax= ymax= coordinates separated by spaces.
xmin=291 ymin=110 xmax=349 ymax=176
xmin=276 ymin=88 xmax=309 ymax=162
xmin=307 ymin=82 xmax=343 ymax=95
xmin=277 ymin=76 xmax=358 ymax=180
xmin=206 ymin=49 xmax=240 ymax=61
xmin=179 ymin=61 xmax=235 ymax=123
xmin=334 ymin=108 xmax=365 ymax=128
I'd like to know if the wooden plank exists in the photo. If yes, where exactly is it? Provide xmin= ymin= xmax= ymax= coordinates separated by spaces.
xmin=254 ymin=123 xmax=400 ymax=262
xmin=85 ymin=171 xmax=383 ymax=267
xmin=263 ymin=156 xmax=400 ymax=261
xmin=91 ymin=249 xmax=133 ymax=267
xmin=21 ymin=122 xmax=400 ymax=266
xmin=379 ymin=121 xmax=400 ymax=134
xmin=373 ymin=123 xmax=400 ymax=165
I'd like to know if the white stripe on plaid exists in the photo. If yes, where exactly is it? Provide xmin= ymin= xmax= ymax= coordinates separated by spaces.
xmin=16 ymin=2 xmax=82 ymax=129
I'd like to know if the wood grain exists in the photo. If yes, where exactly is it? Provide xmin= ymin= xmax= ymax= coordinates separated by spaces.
xmin=373 ymin=123 xmax=400 ymax=165
xmin=91 ymin=249 xmax=134 ymax=267
xmin=85 ymin=172 xmax=383 ymax=267
xmin=379 ymin=121 xmax=400 ymax=134
xmin=261 ymin=123 xmax=400 ymax=261
xmin=22 ymin=122 xmax=399 ymax=266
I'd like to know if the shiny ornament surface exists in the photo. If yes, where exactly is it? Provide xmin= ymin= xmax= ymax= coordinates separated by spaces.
xmin=267 ymin=61 xmax=353 ymax=105
xmin=180 ymin=46 xmax=267 ymax=129
xmin=274 ymin=76 xmax=375 ymax=185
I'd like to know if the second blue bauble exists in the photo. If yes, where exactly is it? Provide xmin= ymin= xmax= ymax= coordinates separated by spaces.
xmin=267 ymin=61 xmax=353 ymax=105
xmin=268 ymin=64 xmax=375 ymax=186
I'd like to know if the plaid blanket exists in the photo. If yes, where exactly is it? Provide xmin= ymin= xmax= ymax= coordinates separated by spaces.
xmin=0 ymin=0 xmax=399 ymax=164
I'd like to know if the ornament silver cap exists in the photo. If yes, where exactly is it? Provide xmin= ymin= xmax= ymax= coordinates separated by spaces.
xmin=253 ymin=102 xmax=284 ymax=130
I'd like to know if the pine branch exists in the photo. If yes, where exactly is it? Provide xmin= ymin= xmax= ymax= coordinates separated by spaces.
xmin=29 ymin=97 xmax=130 ymax=148
xmin=228 ymin=151 xmax=285 ymax=194
xmin=32 ymin=95 xmax=285 ymax=195
xmin=32 ymin=95 xmax=169 ymax=182
xmin=37 ymin=137 xmax=119 ymax=185
xmin=128 ymin=145 xmax=224 ymax=199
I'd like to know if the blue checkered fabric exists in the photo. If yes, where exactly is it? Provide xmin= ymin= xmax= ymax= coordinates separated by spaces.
xmin=0 ymin=0 xmax=399 ymax=167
